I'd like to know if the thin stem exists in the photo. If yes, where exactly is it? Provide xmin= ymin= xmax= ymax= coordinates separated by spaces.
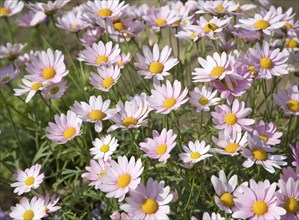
xmin=39 ymin=93 xmax=55 ymax=115
xmin=184 ymin=177 xmax=195 ymax=210
xmin=4 ymin=17 xmax=14 ymax=42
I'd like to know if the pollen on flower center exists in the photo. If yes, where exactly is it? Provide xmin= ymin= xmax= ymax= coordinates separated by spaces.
xmin=97 ymin=169 xmax=107 ymax=179
xmin=284 ymin=22 xmax=293 ymax=30
xmin=0 ymin=7 xmax=11 ymax=15
xmin=259 ymin=134 xmax=269 ymax=143
xmin=102 ymin=77 xmax=114 ymax=88
xmin=89 ymin=109 xmax=106 ymax=120
xmin=23 ymin=210 xmax=34 ymax=220
xmin=113 ymin=21 xmax=126 ymax=31
xmin=156 ymin=144 xmax=167 ymax=155
xmin=117 ymin=61 xmax=124 ymax=67
xmin=252 ymin=148 xmax=267 ymax=161
xmin=198 ymin=97 xmax=209 ymax=106
xmin=224 ymin=113 xmax=238 ymax=125
xmin=149 ymin=62 xmax=164 ymax=74
xmin=287 ymin=100 xmax=299 ymax=112
xmin=42 ymin=67 xmax=56 ymax=80
xmin=203 ymin=23 xmax=219 ymax=33
xmin=284 ymin=197 xmax=299 ymax=213
xmin=260 ymin=57 xmax=273 ymax=69
xmin=225 ymin=143 xmax=239 ymax=153
xmin=155 ymin=18 xmax=166 ymax=26
xmin=285 ymin=39 xmax=298 ymax=48
xmin=122 ymin=117 xmax=138 ymax=127
xmin=1 ymin=76 xmax=10 ymax=82
xmin=25 ymin=176 xmax=35 ymax=186
xmin=252 ymin=201 xmax=268 ymax=216
xmin=210 ymin=66 xmax=225 ymax=77
xmin=117 ymin=174 xmax=131 ymax=188
xmin=31 ymin=82 xmax=43 ymax=91
xmin=190 ymin=152 xmax=201 ymax=159
xmin=98 ymin=8 xmax=112 ymax=17
xmin=216 ymin=5 xmax=224 ymax=13
xmin=190 ymin=33 xmax=197 ymax=39
xmin=101 ymin=144 xmax=109 ymax=153
xmin=220 ymin=193 xmax=235 ymax=208
xmin=63 ymin=127 xmax=76 ymax=139
xmin=254 ymin=20 xmax=270 ymax=30
xmin=71 ymin=24 xmax=77 ymax=29
xmin=141 ymin=198 xmax=159 ymax=214
xmin=96 ymin=55 xmax=109 ymax=64
xmin=50 ymin=86 xmax=60 ymax=94
xmin=163 ymin=98 xmax=177 ymax=109
xmin=248 ymin=65 xmax=258 ymax=77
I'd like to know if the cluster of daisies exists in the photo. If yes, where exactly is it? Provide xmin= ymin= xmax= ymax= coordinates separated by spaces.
xmin=1 ymin=0 xmax=299 ymax=219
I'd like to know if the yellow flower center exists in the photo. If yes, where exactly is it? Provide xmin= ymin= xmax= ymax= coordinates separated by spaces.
xmin=233 ymin=6 xmax=241 ymax=12
xmin=284 ymin=22 xmax=293 ymax=30
xmin=248 ymin=65 xmax=258 ymax=77
xmin=117 ymin=61 xmax=124 ymax=67
xmin=224 ymin=113 xmax=238 ymax=125
xmin=1 ymin=76 xmax=10 ymax=83
xmin=190 ymin=152 xmax=201 ymax=159
xmin=210 ymin=66 xmax=225 ymax=77
xmin=0 ymin=7 xmax=10 ymax=15
xmin=198 ymin=97 xmax=209 ymax=106
xmin=216 ymin=5 xmax=224 ymax=13
xmin=141 ymin=198 xmax=159 ymax=214
xmin=122 ymin=117 xmax=138 ymax=127
xmin=190 ymin=33 xmax=197 ymax=39
xmin=220 ymin=193 xmax=235 ymax=208
xmin=25 ymin=176 xmax=35 ymax=186
xmin=89 ymin=110 xmax=106 ymax=121
xmin=259 ymin=134 xmax=269 ymax=143
xmin=284 ymin=197 xmax=299 ymax=213
xmin=113 ymin=21 xmax=126 ymax=31
xmin=42 ymin=67 xmax=56 ymax=80
xmin=163 ymin=98 xmax=177 ymax=109
xmin=71 ymin=24 xmax=77 ymax=29
xmin=102 ymin=77 xmax=114 ymax=88
xmin=149 ymin=62 xmax=164 ymax=74
xmin=23 ymin=210 xmax=34 ymax=220
xmin=50 ymin=86 xmax=59 ymax=94
xmin=287 ymin=100 xmax=299 ymax=112
xmin=252 ymin=148 xmax=267 ymax=161
xmin=31 ymin=82 xmax=43 ymax=91
xmin=96 ymin=55 xmax=109 ymax=64
xmin=100 ymin=144 xmax=109 ymax=153
xmin=97 ymin=169 xmax=107 ymax=179
xmin=252 ymin=201 xmax=268 ymax=216
xmin=285 ymin=39 xmax=298 ymax=48
xmin=254 ymin=20 xmax=270 ymax=30
xmin=260 ymin=57 xmax=272 ymax=69
xmin=203 ymin=23 xmax=219 ymax=33
xmin=63 ymin=127 xmax=76 ymax=139
xmin=225 ymin=143 xmax=239 ymax=153
xmin=155 ymin=18 xmax=166 ymax=26
xmin=98 ymin=8 xmax=112 ymax=17
xmin=156 ymin=144 xmax=167 ymax=155
xmin=117 ymin=174 xmax=131 ymax=188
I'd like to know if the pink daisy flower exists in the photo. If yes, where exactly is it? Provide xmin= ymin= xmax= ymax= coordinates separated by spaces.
xmin=232 ymin=179 xmax=286 ymax=219
xmin=71 ymin=95 xmax=117 ymax=132
xmin=27 ymin=0 xmax=71 ymax=15
xmin=0 ymin=0 xmax=24 ymax=17
xmin=0 ymin=42 xmax=26 ymax=60
xmin=11 ymin=164 xmax=45 ymax=196
xmin=78 ymin=41 xmax=120 ymax=66
xmin=135 ymin=44 xmax=179 ymax=81
xmin=242 ymin=131 xmax=287 ymax=173
xmin=38 ymin=192 xmax=61 ymax=215
xmin=110 ymin=211 xmax=130 ymax=220
xmin=80 ymin=27 xmax=105 ymax=46
xmin=211 ymin=99 xmax=254 ymax=137
xmin=291 ymin=141 xmax=299 ymax=167
xmin=98 ymin=156 xmax=144 ymax=201
xmin=273 ymin=84 xmax=299 ymax=115
xmin=189 ymin=86 xmax=221 ymax=112
xmin=277 ymin=178 xmax=299 ymax=220
xmin=13 ymin=78 xmax=45 ymax=103
xmin=120 ymin=178 xmax=173 ymax=219
xmin=201 ymin=212 xmax=225 ymax=220
xmin=175 ymin=25 xmax=202 ymax=42
xmin=179 ymin=140 xmax=212 ymax=164
xmin=90 ymin=135 xmax=119 ymax=161
xmin=0 ymin=64 xmax=19 ymax=85
xmin=148 ymin=80 xmax=188 ymax=115
xmin=56 ymin=8 xmax=88 ymax=32
xmin=89 ymin=65 xmax=121 ymax=92
xmin=41 ymin=79 xmax=68 ymax=101
xmin=25 ymin=49 xmax=68 ymax=84
xmin=46 ymin=110 xmax=82 ymax=144
xmin=116 ymin=53 xmax=131 ymax=69
xmin=280 ymin=167 xmax=299 ymax=182
xmin=140 ymin=129 xmax=177 ymax=164
xmin=17 ymin=11 xmax=47 ymax=27
xmin=16 ymin=50 xmax=40 ymax=65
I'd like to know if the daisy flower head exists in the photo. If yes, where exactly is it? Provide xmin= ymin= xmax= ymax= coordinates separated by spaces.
xmin=99 ymin=156 xmax=144 ymax=201
xmin=41 ymin=79 xmax=68 ymax=101
xmin=90 ymin=135 xmax=119 ymax=161
xmin=251 ymin=120 xmax=283 ymax=146
xmin=120 ymin=178 xmax=173 ymax=220
xmin=175 ymin=25 xmax=202 ymax=42
xmin=108 ymin=93 xmax=150 ymax=132
xmin=291 ymin=141 xmax=299 ymax=167
xmin=0 ymin=43 xmax=26 ymax=61
xmin=211 ymin=99 xmax=254 ymax=137
xmin=135 ymin=44 xmax=179 ymax=81
xmin=9 ymin=197 xmax=46 ymax=220
xmin=71 ymin=95 xmax=117 ymax=132
xmin=202 ymin=212 xmax=225 ymax=220
xmin=140 ymin=129 xmax=177 ymax=164
xmin=27 ymin=0 xmax=71 ymax=15
xmin=13 ymin=78 xmax=45 ymax=103
xmin=25 ymin=48 xmax=68 ymax=84
xmin=116 ymin=52 xmax=131 ymax=69
xmin=11 ymin=164 xmax=44 ymax=196
xmin=242 ymin=130 xmax=287 ymax=173
xmin=232 ymin=179 xmax=286 ymax=219
xmin=280 ymin=166 xmax=299 ymax=182
xmin=212 ymin=131 xmax=247 ymax=156
xmin=17 ymin=11 xmax=47 ymax=28
xmin=46 ymin=110 xmax=82 ymax=144
xmin=89 ymin=65 xmax=121 ymax=92
xmin=82 ymin=158 xmax=111 ymax=189
xmin=148 ymin=80 xmax=188 ymax=115
xmin=56 ymin=8 xmax=88 ymax=32
xmin=247 ymin=41 xmax=289 ymax=79
xmin=273 ymin=84 xmax=299 ymax=115
xmin=277 ymin=178 xmax=299 ymax=220
xmin=179 ymin=140 xmax=213 ymax=164
xmin=38 ymin=192 xmax=61 ymax=215
xmin=80 ymin=27 xmax=105 ymax=47
xmin=0 ymin=0 xmax=24 ymax=17
xmin=0 ymin=64 xmax=19 ymax=85
xmin=189 ymin=86 xmax=221 ymax=112
xmin=78 ymin=41 xmax=120 ymax=66
xmin=16 ymin=50 xmax=40 ymax=66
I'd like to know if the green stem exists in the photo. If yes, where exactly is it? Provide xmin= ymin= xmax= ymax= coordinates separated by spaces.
xmin=4 ymin=17 xmax=14 ymax=42
xmin=184 ymin=177 xmax=195 ymax=210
